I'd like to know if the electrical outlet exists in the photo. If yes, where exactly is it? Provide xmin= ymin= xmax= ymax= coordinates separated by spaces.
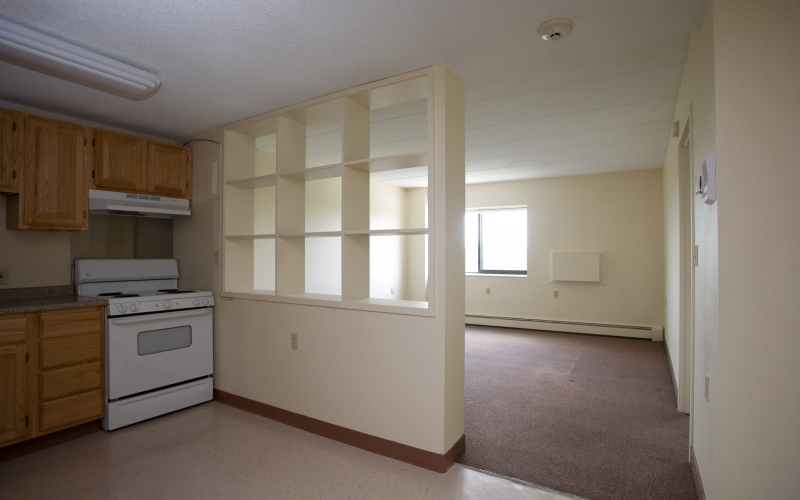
xmin=704 ymin=374 xmax=709 ymax=402
xmin=213 ymin=250 xmax=219 ymax=265
xmin=291 ymin=333 xmax=298 ymax=350
xmin=0 ymin=268 xmax=7 ymax=286
xmin=391 ymin=287 xmax=394 ymax=295
xmin=486 ymin=288 xmax=491 ymax=295
xmin=554 ymin=290 xmax=559 ymax=298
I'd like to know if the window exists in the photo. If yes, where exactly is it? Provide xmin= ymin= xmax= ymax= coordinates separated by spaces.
xmin=465 ymin=208 xmax=527 ymax=275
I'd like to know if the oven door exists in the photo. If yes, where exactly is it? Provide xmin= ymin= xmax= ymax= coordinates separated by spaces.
xmin=107 ymin=308 xmax=213 ymax=400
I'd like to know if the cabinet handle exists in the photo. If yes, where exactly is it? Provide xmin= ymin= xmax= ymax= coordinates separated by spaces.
xmin=12 ymin=170 xmax=16 ymax=179
xmin=12 ymin=122 xmax=16 ymax=132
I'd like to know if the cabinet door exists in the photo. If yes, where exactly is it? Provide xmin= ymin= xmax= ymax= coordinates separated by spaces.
xmin=22 ymin=116 xmax=86 ymax=229
xmin=148 ymin=143 xmax=190 ymax=198
xmin=0 ymin=109 xmax=22 ymax=194
xmin=94 ymin=130 xmax=147 ymax=192
xmin=0 ymin=343 xmax=26 ymax=446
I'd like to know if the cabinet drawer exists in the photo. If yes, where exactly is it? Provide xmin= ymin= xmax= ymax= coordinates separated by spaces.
xmin=40 ymin=389 xmax=103 ymax=433
xmin=0 ymin=316 xmax=26 ymax=344
xmin=40 ymin=361 xmax=103 ymax=401
xmin=41 ymin=309 xmax=103 ymax=338
xmin=40 ymin=333 xmax=103 ymax=370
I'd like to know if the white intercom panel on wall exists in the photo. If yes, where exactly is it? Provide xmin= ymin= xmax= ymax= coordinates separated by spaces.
xmin=702 ymin=155 xmax=717 ymax=204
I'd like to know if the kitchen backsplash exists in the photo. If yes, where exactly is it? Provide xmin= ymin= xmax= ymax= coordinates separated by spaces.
xmin=70 ymin=215 xmax=173 ymax=260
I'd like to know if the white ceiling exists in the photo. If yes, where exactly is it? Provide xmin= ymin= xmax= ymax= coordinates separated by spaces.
xmin=0 ymin=0 xmax=705 ymax=185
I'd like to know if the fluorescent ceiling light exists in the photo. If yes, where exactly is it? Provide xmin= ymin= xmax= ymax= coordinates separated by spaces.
xmin=0 ymin=18 xmax=160 ymax=99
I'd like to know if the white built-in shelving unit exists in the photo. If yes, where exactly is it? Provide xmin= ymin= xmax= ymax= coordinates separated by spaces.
xmin=221 ymin=68 xmax=449 ymax=315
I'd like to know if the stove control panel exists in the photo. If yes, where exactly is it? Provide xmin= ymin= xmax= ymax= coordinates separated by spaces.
xmin=106 ymin=294 xmax=214 ymax=317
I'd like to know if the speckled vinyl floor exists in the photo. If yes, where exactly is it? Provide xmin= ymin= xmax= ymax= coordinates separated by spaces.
xmin=0 ymin=402 xmax=577 ymax=500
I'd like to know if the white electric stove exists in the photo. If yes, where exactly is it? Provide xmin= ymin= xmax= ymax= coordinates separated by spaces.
xmin=74 ymin=259 xmax=214 ymax=430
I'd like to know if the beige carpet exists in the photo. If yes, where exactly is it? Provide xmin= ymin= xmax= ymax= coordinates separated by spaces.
xmin=458 ymin=326 xmax=697 ymax=500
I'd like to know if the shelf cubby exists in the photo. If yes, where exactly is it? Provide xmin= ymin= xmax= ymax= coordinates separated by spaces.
xmin=370 ymin=234 xmax=428 ymax=302
xmin=305 ymin=236 xmax=342 ymax=296
xmin=222 ymin=69 xmax=442 ymax=313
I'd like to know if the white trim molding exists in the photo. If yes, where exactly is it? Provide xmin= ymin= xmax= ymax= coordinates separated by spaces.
xmin=466 ymin=314 xmax=663 ymax=341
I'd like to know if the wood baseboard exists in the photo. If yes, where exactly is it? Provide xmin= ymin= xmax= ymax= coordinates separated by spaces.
xmin=214 ymin=389 xmax=465 ymax=473
xmin=0 ymin=420 xmax=101 ymax=463
xmin=690 ymin=447 xmax=707 ymax=500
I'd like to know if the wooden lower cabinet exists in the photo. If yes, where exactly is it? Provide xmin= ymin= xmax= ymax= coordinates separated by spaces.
xmin=40 ymin=389 xmax=103 ymax=434
xmin=0 ymin=314 xmax=29 ymax=447
xmin=0 ymin=343 xmax=26 ymax=446
xmin=0 ymin=306 xmax=105 ymax=448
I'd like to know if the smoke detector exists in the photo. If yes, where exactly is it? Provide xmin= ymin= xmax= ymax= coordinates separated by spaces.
xmin=538 ymin=18 xmax=574 ymax=41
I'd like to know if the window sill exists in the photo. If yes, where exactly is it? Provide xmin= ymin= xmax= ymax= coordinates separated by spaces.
xmin=465 ymin=273 xmax=527 ymax=278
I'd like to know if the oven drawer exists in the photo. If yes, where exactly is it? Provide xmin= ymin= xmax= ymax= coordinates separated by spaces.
xmin=0 ymin=316 xmax=27 ymax=344
xmin=41 ymin=309 xmax=104 ymax=338
xmin=40 ymin=361 xmax=103 ymax=401
xmin=41 ymin=333 xmax=103 ymax=370
xmin=40 ymin=389 xmax=104 ymax=433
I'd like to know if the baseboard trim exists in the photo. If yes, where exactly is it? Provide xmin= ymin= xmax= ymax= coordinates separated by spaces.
xmin=690 ymin=447 xmax=707 ymax=500
xmin=664 ymin=339 xmax=680 ymax=405
xmin=466 ymin=314 xmax=662 ymax=341
xmin=0 ymin=420 xmax=101 ymax=463
xmin=214 ymin=389 xmax=465 ymax=473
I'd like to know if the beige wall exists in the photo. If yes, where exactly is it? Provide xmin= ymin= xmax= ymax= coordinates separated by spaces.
xmin=713 ymin=0 xmax=800 ymax=498
xmin=0 ymin=101 xmax=172 ymax=290
xmin=0 ymin=201 xmax=72 ymax=288
xmin=662 ymin=6 xmax=719 ymax=497
xmin=465 ymin=169 xmax=664 ymax=328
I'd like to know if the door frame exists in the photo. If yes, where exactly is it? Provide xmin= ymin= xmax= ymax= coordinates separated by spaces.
xmin=678 ymin=109 xmax=696 ymax=425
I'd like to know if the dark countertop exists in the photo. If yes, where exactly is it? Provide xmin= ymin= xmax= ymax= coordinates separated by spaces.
xmin=0 ymin=286 xmax=108 ymax=315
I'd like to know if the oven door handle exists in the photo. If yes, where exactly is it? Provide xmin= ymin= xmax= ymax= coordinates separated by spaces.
xmin=109 ymin=308 xmax=212 ymax=325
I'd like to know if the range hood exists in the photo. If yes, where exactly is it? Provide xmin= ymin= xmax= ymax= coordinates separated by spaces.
xmin=88 ymin=189 xmax=190 ymax=218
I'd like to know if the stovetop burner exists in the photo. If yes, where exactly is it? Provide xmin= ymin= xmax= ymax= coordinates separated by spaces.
xmin=158 ymin=289 xmax=196 ymax=294
xmin=98 ymin=292 xmax=141 ymax=298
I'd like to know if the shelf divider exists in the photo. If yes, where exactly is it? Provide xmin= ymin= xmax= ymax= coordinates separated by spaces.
xmin=226 ymin=234 xmax=276 ymax=240
xmin=275 ymin=116 xmax=307 ymax=296
xmin=341 ymin=98 xmax=371 ymax=301
xmin=344 ymin=151 xmax=427 ymax=173
xmin=280 ymin=163 xmax=343 ymax=181
xmin=226 ymin=174 xmax=276 ymax=189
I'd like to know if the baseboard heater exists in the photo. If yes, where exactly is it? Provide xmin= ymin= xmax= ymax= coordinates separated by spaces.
xmin=465 ymin=314 xmax=663 ymax=341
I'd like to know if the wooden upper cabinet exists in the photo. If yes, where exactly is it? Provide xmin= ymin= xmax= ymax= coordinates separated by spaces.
xmin=94 ymin=130 xmax=147 ymax=192
xmin=0 ymin=109 xmax=22 ymax=194
xmin=148 ymin=142 xmax=191 ymax=198
xmin=19 ymin=116 xmax=87 ymax=230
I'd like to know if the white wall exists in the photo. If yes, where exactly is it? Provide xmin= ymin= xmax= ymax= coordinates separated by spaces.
xmin=664 ymin=2 xmax=718 ymax=426
xmin=176 ymin=68 xmax=464 ymax=456
xmin=465 ymin=169 xmax=664 ymax=328
xmin=713 ymin=0 xmax=800 ymax=497
xmin=662 ymin=7 xmax=718 ymax=497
